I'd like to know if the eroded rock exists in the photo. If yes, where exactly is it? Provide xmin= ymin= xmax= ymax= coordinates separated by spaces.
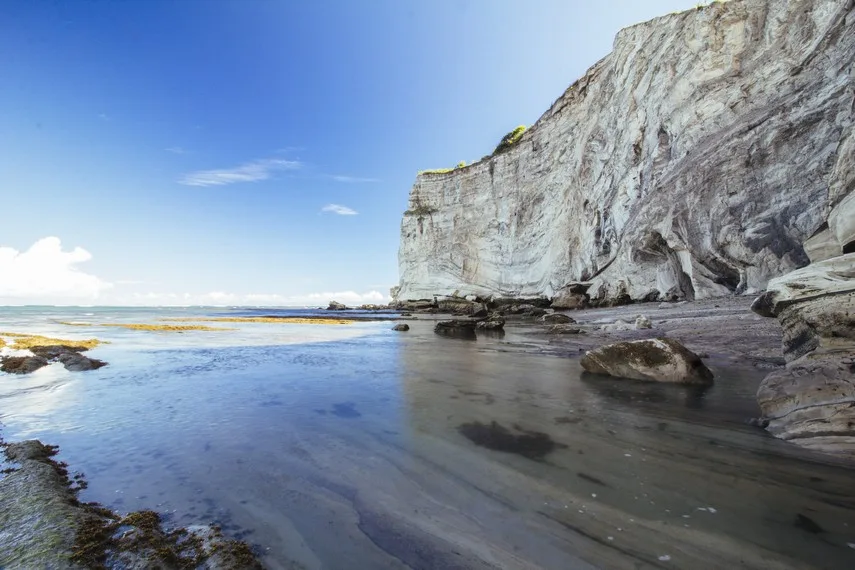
xmin=396 ymin=0 xmax=855 ymax=305
xmin=752 ymin=253 xmax=855 ymax=455
xmin=392 ymin=324 xmax=410 ymax=332
xmin=327 ymin=300 xmax=347 ymax=311
xmin=581 ymin=338 xmax=714 ymax=384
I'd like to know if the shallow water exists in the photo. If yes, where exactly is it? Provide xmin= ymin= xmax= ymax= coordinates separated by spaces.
xmin=1 ymin=307 xmax=854 ymax=569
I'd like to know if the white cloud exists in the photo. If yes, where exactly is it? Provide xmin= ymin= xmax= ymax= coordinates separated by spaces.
xmin=321 ymin=203 xmax=358 ymax=216
xmin=0 ymin=237 xmax=112 ymax=302
xmin=179 ymin=158 xmax=301 ymax=187
xmin=330 ymin=175 xmax=379 ymax=183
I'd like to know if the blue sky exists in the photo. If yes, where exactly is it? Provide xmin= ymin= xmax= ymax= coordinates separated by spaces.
xmin=0 ymin=0 xmax=696 ymax=306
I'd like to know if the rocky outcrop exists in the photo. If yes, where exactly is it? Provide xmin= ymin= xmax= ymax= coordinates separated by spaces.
xmin=581 ymin=338 xmax=714 ymax=384
xmin=752 ymin=253 xmax=855 ymax=455
xmin=0 ymin=345 xmax=106 ymax=375
xmin=327 ymin=301 xmax=347 ymax=311
xmin=0 ymin=356 xmax=49 ymax=374
xmin=0 ymin=439 xmax=260 ymax=569
xmin=398 ymin=0 xmax=855 ymax=304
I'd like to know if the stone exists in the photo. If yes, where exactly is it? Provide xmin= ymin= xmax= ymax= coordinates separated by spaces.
xmin=635 ymin=315 xmax=653 ymax=329
xmin=541 ymin=313 xmax=576 ymax=324
xmin=581 ymin=338 xmax=714 ymax=385
xmin=434 ymin=320 xmax=477 ymax=340
xmin=0 ymin=355 xmax=49 ymax=374
xmin=476 ymin=316 xmax=506 ymax=330
xmin=392 ymin=324 xmax=410 ymax=332
xmin=551 ymin=290 xmax=588 ymax=310
xmin=327 ymin=300 xmax=347 ymax=311
xmin=396 ymin=0 xmax=855 ymax=305
xmin=752 ymin=252 xmax=855 ymax=454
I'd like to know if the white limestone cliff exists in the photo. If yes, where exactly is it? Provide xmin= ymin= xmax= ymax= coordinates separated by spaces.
xmin=398 ymin=0 xmax=854 ymax=304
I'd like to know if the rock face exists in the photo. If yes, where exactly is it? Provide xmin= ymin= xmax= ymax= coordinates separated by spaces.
xmin=752 ymin=253 xmax=855 ymax=455
xmin=398 ymin=0 xmax=855 ymax=304
xmin=581 ymin=338 xmax=714 ymax=384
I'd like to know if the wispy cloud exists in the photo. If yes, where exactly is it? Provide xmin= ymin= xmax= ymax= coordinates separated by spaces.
xmin=98 ymin=113 xmax=109 ymax=121
xmin=329 ymin=175 xmax=379 ymax=183
xmin=179 ymin=158 xmax=301 ymax=187
xmin=165 ymin=146 xmax=187 ymax=154
xmin=321 ymin=204 xmax=358 ymax=216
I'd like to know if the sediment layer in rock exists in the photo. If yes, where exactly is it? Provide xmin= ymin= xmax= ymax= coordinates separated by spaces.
xmin=398 ymin=0 xmax=854 ymax=304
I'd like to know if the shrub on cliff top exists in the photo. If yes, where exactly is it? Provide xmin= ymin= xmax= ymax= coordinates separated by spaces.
xmin=493 ymin=125 xmax=526 ymax=154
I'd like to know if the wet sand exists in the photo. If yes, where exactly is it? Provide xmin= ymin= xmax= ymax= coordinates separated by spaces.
xmin=1 ymin=301 xmax=854 ymax=569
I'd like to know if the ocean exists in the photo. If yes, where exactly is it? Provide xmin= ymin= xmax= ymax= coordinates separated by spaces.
xmin=1 ymin=306 xmax=853 ymax=569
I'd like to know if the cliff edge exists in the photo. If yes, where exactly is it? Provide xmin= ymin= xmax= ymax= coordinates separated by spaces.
xmin=397 ymin=0 xmax=854 ymax=304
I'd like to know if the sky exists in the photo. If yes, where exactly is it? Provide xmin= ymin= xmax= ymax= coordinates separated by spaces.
xmin=0 ymin=0 xmax=697 ymax=306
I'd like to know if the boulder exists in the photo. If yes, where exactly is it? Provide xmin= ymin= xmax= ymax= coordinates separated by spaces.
xmin=541 ymin=313 xmax=576 ymax=324
xmin=551 ymin=292 xmax=587 ymax=310
xmin=0 ymin=355 xmax=49 ymax=374
xmin=434 ymin=320 xmax=477 ymax=340
xmin=327 ymin=300 xmax=347 ymax=311
xmin=476 ymin=316 xmax=505 ymax=331
xmin=635 ymin=315 xmax=653 ymax=329
xmin=752 ymin=253 xmax=855 ymax=455
xmin=392 ymin=324 xmax=410 ymax=332
xmin=581 ymin=338 xmax=714 ymax=385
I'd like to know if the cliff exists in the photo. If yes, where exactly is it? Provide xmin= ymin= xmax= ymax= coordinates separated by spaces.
xmin=397 ymin=0 xmax=854 ymax=304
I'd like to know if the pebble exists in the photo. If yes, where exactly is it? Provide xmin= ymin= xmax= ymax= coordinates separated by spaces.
xmin=659 ymin=555 xmax=671 ymax=562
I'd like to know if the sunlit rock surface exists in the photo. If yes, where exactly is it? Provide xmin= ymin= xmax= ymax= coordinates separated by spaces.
xmin=398 ymin=0 xmax=855 ymax=304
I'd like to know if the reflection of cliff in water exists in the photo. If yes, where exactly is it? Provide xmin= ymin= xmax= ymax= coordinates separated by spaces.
xmin=394 ymin=321 xmax=855 ymax=569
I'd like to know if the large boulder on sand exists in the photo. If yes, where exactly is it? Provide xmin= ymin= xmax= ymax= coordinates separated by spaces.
xmin=581 ymin=338 xmax=714 ymax=385
xmin=751 ymin=253 xmax=855 ymax=455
